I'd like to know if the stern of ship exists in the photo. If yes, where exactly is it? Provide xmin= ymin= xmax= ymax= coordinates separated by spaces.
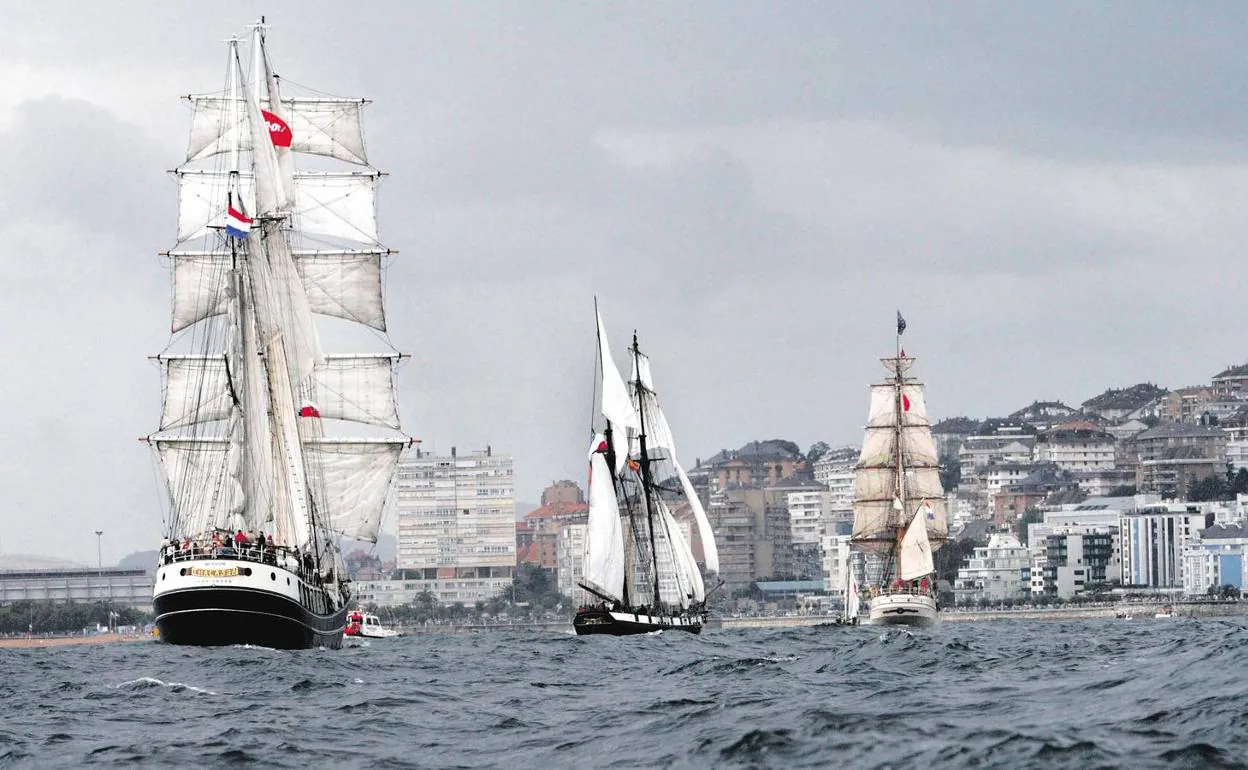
xmin=867 ymin=592 xmax=937 ymax=628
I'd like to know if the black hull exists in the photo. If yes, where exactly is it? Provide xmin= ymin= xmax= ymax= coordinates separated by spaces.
xmin=154 ymin=586 xmax=347 ymax=650
xmin=573 ymin=607 xmax=703 ymax=636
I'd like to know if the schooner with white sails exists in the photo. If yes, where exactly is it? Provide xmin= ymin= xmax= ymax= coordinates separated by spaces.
xmin=850 ymin=313 xmax=947 ymax=627
xmin=575 ymin=308 xmax=720 ymax=636
xmin=147 ymin=20 xmax=409 ymax=649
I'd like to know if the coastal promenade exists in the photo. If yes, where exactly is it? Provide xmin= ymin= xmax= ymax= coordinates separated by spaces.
xmin=396 ymin=600 xmax=1248 ymax=635
xmin=0 ymin=633 xmax=149 ymax=650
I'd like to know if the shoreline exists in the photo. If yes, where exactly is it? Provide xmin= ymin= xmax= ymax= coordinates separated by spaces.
xmin=0 ymin=633 xmax=150 ymax=650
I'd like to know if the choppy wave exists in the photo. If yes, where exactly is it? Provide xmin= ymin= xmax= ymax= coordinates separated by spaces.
xmin=2 ymin=617 xmax=1248 ymax=767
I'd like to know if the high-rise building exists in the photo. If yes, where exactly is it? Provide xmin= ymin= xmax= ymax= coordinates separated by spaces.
xmin=1121 ymin=504 xmax=1209 ymax=589
xmin=392 ymin=447 xmax=516 ymax=604
xmin=556 ymin=523 xmax=587 ymax=599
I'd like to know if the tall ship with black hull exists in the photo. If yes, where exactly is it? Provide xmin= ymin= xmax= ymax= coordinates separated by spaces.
xmin=574 ymin=308 xmax=720 ymax=636
xmin=850 ymin=314 xmax=947 ymax=628
xmin=147 ymin=21 xmax=409 ymax=649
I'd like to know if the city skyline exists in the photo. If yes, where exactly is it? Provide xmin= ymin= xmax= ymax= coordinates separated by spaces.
xmin=4 ymin=3 xmax=1248 ymax=564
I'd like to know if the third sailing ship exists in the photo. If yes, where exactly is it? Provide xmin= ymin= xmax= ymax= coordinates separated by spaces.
xmin=147 ymin=21 xmax=409 ymax=649
xmin=850 ymin=313 xmax=947 ymax=627
xmin=575 ymin=308 xmax=720 ymax=636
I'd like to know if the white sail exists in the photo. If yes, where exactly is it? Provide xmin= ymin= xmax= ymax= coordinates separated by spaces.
xmin=674 ymin=459 xmax=719 ymax=573
xmin=628 ymin=350 xmax=676 ymax=457
xmin=898 ymin=508 xmax=935 ymax=581
xmin=186 ymin=96 xmax=370 ymax=166
xmin=596 ymin=310 xmax=639 ymax=432
xmin=852 ymin=368 xmax=947 ymax=547
xmin=295 ymin=250 xmax=387 ymax=330
xmin=169 ymin=249 xmax=387 ymax=333
xmin=176 ymin=170 xmax=381 ymax=245
xmin=657 ymin=499 xmax=703 ymax=606
xmin=307 ymin=354 xmax=401 ymax=428
xmin=169 ymin=252 xmax=232 ymax=333
xmin=307 ymin=438 xmax=406 ymax=543
xmin=846 ymin=572 xmax=860 ymax=620
xmin=155 ymin=437 xmax=232 ymax=536
xmin=581 ymin=439 xmax=624 ymax=603
xmin=159 ymin=355 xmax=234 ymax=430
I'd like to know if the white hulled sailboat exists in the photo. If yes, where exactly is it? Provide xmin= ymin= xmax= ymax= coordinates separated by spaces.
xmin=850 ymin=313 xmax=947 ymax=627
xmin=574 ymin=308 xmax=720 ymax=636
xmin=147 ymin=21 xmax=409 ymax=649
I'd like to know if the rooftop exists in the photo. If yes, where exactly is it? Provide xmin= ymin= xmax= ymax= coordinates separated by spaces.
xmin=1202 ymin=523 xmax=1248 ymax=540
xmin=1081 ymin=383 xmax=1168 ymax=412
xmin=1212 ymin=363 xmax=1248 ymax=381
xmin=1132 ymin=422 xmax=1226 ymax=441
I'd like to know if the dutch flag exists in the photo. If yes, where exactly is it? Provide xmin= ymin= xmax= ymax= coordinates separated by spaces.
xmin=225 ymin=204 xmax=252 ymax=239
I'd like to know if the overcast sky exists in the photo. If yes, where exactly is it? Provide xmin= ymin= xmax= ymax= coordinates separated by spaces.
xmin=4 ymin=2 xmax=1248 ymax=564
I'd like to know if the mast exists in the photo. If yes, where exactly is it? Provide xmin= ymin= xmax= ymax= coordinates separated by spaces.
xmin=155 ymin=21 xmax=409 ymax=597
xmin=632 ymin=332 xmax=663 ymax=609
xmin=892 ymin=311 xmax=906 ymax=583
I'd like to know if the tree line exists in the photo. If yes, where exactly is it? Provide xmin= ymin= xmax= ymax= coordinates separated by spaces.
xmin=0 ymin=601 xmax=150 ymax=635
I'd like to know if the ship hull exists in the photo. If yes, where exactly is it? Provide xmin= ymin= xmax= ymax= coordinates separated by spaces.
xmin=153 ymin=559 xmax=346 ymax=649
xmin=868 ymin=592 xmax=938 ymax=628
xmin=573 ymin=607 xmax=703 ymax=636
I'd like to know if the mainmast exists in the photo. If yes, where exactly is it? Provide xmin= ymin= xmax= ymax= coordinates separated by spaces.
xmin=892 ymin=311 xmax=906 ymax=582
xmin=632 ymin=333 xmax=663 ymax=609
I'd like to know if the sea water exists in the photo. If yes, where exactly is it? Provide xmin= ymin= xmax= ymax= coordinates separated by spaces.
xmin=1 ymin=617 xmax=1245 ymax=768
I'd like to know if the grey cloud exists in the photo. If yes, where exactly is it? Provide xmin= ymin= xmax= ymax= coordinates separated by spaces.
xmin=6 ymin=3 xmax=1248 ymax=563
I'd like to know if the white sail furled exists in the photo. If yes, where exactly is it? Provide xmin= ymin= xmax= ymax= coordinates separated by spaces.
xmin=306 ymin=438 xmax=405 ymax=543
xmin=169 ymin=249 xmax=387 ymax=333
xmin=159 ymin=355 xmax=234 ymax=430
xmin=186 ymin=96 xmax=370 ymax=166
xmin=674 ymin=460 xmax=719 ymax=574
xmin=307 ymin=354 xmax=401 ymax=428
xmin=155 ymin=437 xmax=231 ymax=536
xmin=581 ymin=437 xmax=625 ymax=603
xmin=898 ymin=509 xmax=935 ymax=581
xmin=657 ymin=499 xmax=703 ymax=606
xmin=237 ymin=261 xmax=278 ymax=533
xmin=176 ymin=170 xmax=381 ymax=245
xmin=846 ymin=572 xmax=860 ymax=620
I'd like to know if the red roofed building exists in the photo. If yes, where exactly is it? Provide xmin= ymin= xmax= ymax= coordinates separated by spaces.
xmin=524 ymin=500 xmax=589 ymax=570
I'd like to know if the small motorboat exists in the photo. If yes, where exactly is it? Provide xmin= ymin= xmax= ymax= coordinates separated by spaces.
xmin=343 ymin=611 xmax=400 ymax=639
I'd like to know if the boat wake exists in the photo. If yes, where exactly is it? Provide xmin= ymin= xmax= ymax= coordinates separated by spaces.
xmin=116 ymin=677 xmax=216 ymax=696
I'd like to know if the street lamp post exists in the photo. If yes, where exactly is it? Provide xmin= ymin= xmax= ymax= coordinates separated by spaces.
xmin=94 ymin=530 xmax=104 ymax=603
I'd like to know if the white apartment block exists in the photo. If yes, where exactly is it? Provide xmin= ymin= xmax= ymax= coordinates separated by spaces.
xmin=1182 ymin=523 xmax=1248 ymax=596
xmin=788 ymin=488 xmax=831 ymax=545
xmin=984 ymin=464 xmax=1041 ymax=498
xmin=1033 ymin=430 xmax=1117 ymax=472
xmin=958 ymin=437 xmax=1035 ymax=479
xmin=813 ymin=448 xmax=856 ymax=527
xmin=393 ymin=448 xmax=516 ymax=604
xmin=557 ymin=523 xmax=586 ymax=600
xmin=1225 ymin=424 xmax=1248 ymax=472
xmin=820 ymin=534 xmax=853 ymax=604
xmin=954 ymin=533 xmax=1031 ymax=602
xmin=1121 ymin=504 xmax=1208 ymax=589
